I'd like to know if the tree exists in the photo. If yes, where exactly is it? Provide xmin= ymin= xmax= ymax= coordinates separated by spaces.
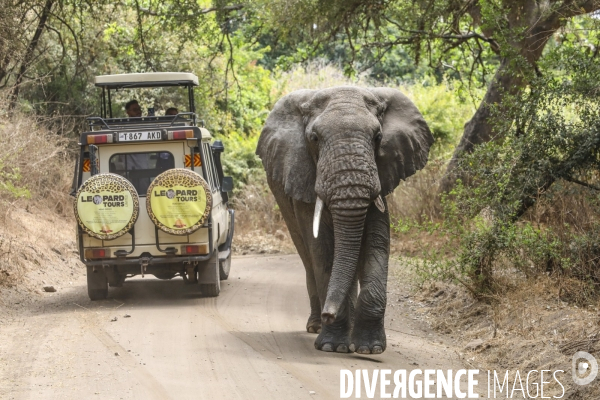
xmin=250 ymin=0 xmax=600 ymax=190
xmin=0 ymin=0 xmax=247 ymax=116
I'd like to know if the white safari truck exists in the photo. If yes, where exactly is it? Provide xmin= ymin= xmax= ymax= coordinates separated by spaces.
xmin=71 ymin=72 xmax=234 ymax=300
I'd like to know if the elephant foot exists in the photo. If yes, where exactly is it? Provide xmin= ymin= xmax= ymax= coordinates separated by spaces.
xmin=306 ymin=315 xmax=322 ymax=334
xmin=350 ymin=319 xmax=386 ymax=355
xmin=314 ymin=323 xmax=352 ymax=353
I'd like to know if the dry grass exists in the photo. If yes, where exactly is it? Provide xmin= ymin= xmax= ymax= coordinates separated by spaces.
xmin=405 ymin=277 xmax=600 ymax=399
xmin=230 ymin=176 xmax=296 ymax=254
xmin=275 ymin=62 xmax=372 ymax=94
xmin=387 ymin=160 xmax=443 ymax=222
xmin=0 ymin=103 xmax=74 ymax=216
xmin=0 ymin=95 xmax=76 ymax=288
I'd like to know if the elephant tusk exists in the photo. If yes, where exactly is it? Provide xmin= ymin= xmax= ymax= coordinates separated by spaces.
xmin=375 ymin=195 xmax=385 ymax=213
xmin=313 ymin=197 xmax=324 ymax=238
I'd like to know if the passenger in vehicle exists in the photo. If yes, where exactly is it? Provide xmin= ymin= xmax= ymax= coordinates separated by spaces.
xmin=125 ymin=100 xmax=142 ymax=117
xmin=165 ymin=107 xmax=178 ymax=116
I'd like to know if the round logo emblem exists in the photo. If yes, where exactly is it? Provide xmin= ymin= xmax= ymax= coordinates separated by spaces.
xmin=74 ymin=173 xmax=139 ymax=240
xmin=146 ymin=168 xmax=212 ymax=235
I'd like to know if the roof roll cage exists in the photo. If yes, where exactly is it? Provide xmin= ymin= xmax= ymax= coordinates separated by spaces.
xmin=87 ymin=112 xmax=196 ymax=131
xmin=95 ymin=72 xmax=198 ymax=126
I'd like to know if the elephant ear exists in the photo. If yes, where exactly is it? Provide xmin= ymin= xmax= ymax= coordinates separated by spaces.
xmin=256 ymin=89 xmax=317 ymax=203
xmin=369 ymin=87 xmax=434 ymax=196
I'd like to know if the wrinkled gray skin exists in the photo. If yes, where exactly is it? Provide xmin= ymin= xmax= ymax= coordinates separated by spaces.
xmin=256 ymin=87 xmax=433 ymax=354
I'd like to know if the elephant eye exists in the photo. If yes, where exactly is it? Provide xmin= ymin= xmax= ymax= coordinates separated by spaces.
xmin=374 ymin=132 xmax=382 ymax=143
xmin=310 ymin=132 xmax=319 ymax=142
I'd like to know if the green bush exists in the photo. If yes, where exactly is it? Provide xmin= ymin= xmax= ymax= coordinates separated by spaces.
xmin=218 ymin=130 xmax=265 ymax=190
xmin=0 ymin=159 xmax=30 ymax=199
xmin=401 ymin=45 xmax=600 ymax=303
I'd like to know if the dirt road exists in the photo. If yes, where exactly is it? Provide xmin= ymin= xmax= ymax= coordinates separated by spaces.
xmin=0 ymin=255 xmax=466 ymax=399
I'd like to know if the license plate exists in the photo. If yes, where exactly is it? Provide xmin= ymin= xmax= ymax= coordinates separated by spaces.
xmin=118 ymin=131 xmax=162 ymax=142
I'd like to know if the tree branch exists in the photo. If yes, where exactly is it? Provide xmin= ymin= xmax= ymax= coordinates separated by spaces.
xmin=139 ymin=4 xmax=243 ymax=18
xmin=134 ymin=0 xmax=154 ymax=71
xmin=10 ymin=0 xmax=55 ymax=109
xmin=563 ymin=175 xmax=600 ymax=191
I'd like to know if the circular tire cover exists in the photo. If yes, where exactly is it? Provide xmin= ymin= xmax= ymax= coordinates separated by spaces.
xmin=74 ymin=173 xmax=139 ymax=240
xmin=146 ymin=168 xmax=212 ymax=235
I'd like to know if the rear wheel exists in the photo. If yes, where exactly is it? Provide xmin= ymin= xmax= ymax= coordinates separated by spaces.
xmin=105 ymin=266 xmax=126 ymax=287
xmin=198 ymin=251 xmax=220 ymax=297
xmin=219 ymin=253 xmax=231 ymax=281
xmin=87 ymin=266 xmax=108 ymax=301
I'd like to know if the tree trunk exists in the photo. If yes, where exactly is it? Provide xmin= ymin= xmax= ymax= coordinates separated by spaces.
xmin=438 ymin=58 xmax=524 ymax=193
xmin=9 ymin=0 xmax=55 ymax=109
xmin=438 ymin=0 xmax=600 ymax=193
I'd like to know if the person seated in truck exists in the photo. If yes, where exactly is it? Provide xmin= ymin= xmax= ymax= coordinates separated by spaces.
xmin=165 ymin=107 xmax=178 ymax=116
xmin=125 ymin=99 xmax=142 ymax=117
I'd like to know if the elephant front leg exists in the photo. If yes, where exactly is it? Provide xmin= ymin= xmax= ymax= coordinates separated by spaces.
xmin=310 ymin=239 xmax=356 ymax=353
xmin=350 ymin=203 xmax=389 ymax=354
xmin=314 ymin=300 xmax=353 ymax=353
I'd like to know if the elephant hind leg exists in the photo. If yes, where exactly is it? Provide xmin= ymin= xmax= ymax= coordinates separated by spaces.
xmin=270 ymin=187 xmax=323 ymax=334
xmin=305 ymin=267 xmax=322 ymax=334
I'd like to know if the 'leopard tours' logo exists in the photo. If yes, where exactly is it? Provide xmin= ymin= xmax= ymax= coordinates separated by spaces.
xmin=572 ymin=351 xmax=598 ymax=386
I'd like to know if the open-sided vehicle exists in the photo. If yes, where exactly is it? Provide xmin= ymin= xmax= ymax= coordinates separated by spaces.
xmin=71 ymin=72 xmax=234 ymax=300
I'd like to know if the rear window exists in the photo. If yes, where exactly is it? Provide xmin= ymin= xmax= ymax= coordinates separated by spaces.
xmin=109 ymin=152 xmax=174 ymax=195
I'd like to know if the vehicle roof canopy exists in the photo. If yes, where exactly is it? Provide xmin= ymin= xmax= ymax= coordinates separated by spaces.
xmin=94 ymin=72 xmax=199 ymax=89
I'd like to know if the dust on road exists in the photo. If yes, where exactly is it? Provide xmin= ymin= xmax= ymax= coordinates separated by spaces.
xmin=0 ymin=255 xmax=465 ymax=399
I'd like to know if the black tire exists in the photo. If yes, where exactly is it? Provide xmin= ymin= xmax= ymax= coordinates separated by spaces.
xmin=87 ymin=266 xmax=108 ymax=301
xmin=219 ymin=254 xmax=231 ymax=281
xmin=199 ymin=282 xmax=220 ymax=297
xmin=198 ymin=251 xmax=220 ymax=296
xmin=105 ymin=266 xmax=126 ymax=287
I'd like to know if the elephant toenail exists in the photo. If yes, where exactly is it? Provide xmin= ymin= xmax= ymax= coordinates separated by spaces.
xmin=316 ymin=328 xmax=321 ymax=334
xmin=372 ymin=345 xmax=383 ymax=354
xmin=349 ymin=343 xmax=356 ymax=352
xmin=307 ymin=327 xmax=315 ymax=333
xmin=336 ymin=344 xmax=348 ymax=353
xmin=356 ymin=346 xmax=370 ymax=354
xmin=321 ymin=343 xmax=334 ymax=352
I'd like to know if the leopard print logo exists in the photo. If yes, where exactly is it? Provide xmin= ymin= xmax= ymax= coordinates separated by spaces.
xmin=74 ymin=173 xmax=139 ymax=240
xmin=146 ymin=168 xmax=212 ymax=236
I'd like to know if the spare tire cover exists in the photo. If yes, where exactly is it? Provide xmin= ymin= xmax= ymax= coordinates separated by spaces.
xmin=146 ymin=168 xmax=212 ymax=235
xmin=74 ymin=173 xmax=139 ymax=240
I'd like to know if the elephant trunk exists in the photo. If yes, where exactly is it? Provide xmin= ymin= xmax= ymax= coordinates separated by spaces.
xmin=321 ymin=200 xmax=369 ymax=325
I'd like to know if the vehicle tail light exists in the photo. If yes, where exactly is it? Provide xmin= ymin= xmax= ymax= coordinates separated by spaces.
xmin=84 ymin=248 xmax=111 ymax=259
xmin=181 ymin=244 xmax=209 ymax=255
xmin=168 ymin=130 xmax=194 ymax=140
xmin=87 ymin=134 xmax=114 ymax=144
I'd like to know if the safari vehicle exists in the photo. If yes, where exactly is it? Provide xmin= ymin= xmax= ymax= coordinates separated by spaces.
xmin=71 ymin=72 xmax=234 ymax=300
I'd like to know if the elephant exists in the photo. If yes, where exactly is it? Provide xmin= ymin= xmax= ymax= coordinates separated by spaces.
xmin=256 ymin=86 xmax=433 ymax=354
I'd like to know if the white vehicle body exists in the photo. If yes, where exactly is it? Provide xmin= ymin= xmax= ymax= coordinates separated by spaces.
xmin=72 ymin=73 xmax=234 ymax=300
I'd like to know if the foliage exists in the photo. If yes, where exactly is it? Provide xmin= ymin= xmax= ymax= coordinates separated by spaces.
xmin=0 ymin=93 xmax=72 ymax=213
xmin=249 ymin=0 xmax=598 ymax=85
xmin=402 ymin=81 xmax=480 ymax=158
xmin=396 ymin=41 xmax=600 ymax=303
xmin=0 ymin=160 xmax=30 ymax=199
xmin=218 ymin=130 xmax=264 ymax=188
